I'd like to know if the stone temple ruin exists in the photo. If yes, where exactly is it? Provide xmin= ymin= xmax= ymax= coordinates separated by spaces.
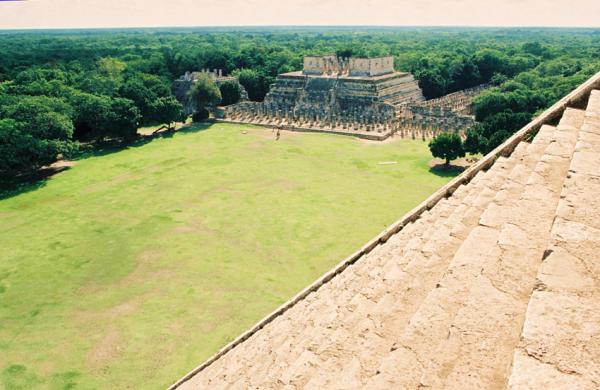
xmin=171 ymin=69 xmax=248 ymax=115
xmin=397 ymin=84 xmax=488 ymax=140
xmin=220 ymin=55 xmax=482 ymax=140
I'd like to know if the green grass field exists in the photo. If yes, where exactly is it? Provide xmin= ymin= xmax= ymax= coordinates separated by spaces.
xmin=0 ymin=123 xmax=457 ymax=389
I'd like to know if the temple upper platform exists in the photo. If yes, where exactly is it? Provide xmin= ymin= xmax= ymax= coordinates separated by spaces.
xmin=300 ymin=55 xmax=395 ymax=78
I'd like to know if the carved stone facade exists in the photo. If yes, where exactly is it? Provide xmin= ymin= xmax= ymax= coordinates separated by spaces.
xmin=348 ymin=56 xmax=394 ymax=77
xmin=302 ymin=55 xmax=395 ymax=77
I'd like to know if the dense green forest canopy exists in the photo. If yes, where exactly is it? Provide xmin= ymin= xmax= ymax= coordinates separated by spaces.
xmin=0 ymin=27 xmax=599 ymax=177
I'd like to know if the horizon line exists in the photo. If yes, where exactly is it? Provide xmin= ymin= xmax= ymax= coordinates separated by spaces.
xmin=1 ymin=24 xmax=600 ymax=32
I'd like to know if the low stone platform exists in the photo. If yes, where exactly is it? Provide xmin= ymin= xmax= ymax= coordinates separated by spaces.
xmin=214 ymin=118 xmax=394 ymax=141
xmin=171 ymin=72 xmax=600 ymax=389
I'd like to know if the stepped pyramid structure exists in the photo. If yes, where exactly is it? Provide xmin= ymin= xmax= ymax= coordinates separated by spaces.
xmin=221 ymin=56 xmax=425 ymax=140
xmin=172 ymin=72 xmax=600 ymax=389
xmin=262 ymin=55 xmax=424 ymax=121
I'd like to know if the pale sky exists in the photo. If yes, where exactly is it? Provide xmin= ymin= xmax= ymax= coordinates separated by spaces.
xmin=0 ymin=0 xmax=599 ymax=29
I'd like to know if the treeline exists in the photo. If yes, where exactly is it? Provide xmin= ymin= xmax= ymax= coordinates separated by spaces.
xmin=0 ymin=27 xmax=599 ymax=177
xmin=2 ymin=28 xmax=598 ymax=102
xmin=465 ymin=56 xmax=598 ymax=154
xmin=0 ymin=59 xmax=185 ymax=176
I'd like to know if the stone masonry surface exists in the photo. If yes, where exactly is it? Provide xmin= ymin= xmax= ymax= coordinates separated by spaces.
xmin=171 ymin=74 xmax=600 ymax=389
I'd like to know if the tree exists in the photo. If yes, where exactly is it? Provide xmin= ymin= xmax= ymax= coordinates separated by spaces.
xmin=463 ymin=111 xmax=532 ymax=155
xmin=150 ymin=96 xmax=185 ymax=130
xmin=1 ymin=95 xmax=73 ymax=122
xmin=472 ymin=91 xmax=509 ymax=121
xmin=490 ymin=73 xmax=508 ymax=86
xmin=188 ymin=74 xmax=221 ymax=116
xmin=449 ymin=59 xmax=481 ymax=91
xmin=464 ymin=127 xmax=481 ymax=155
xmin=69 ymin=93 xmax=140 ymax=141
xmin=218 ymin=80 xmax=241 ymax=106
xmin=0 ymin=114 xmax=76 ymax=176
xmin=522 ymin=42 xmax=547 ymax=57
xmin=415 ymin=68 xmax=447 ymax=99
xmin=76 ymin=71 xmax=120 ymax=97
xmin=233 ymin=68 xmax=268 ymax=101
xmin=97 ymin=57 xmax=126 ymax=79
xmin=68 ymin=92 xmax=112 ymax=140
xmin=192 ymin=109 xmax=209 ymax=122
xmin=473 ymin=49 xmax=508 ymax=81
xmin=119 ymin=73 xmax=171 ymax=124
xmin=119 ymin=76 xmax=155 ymax=121
xmin=429 ymin=132 xmax=465 ymax=166
xmin=104 ymin=98 xmax=141 ymax=141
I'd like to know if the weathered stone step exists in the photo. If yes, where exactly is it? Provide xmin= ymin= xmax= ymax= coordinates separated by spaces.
xmin=363 ymin=123 xmax=562 ymax=388
xmin=477 ymin=124 xmax=559 ymax=230
xmin=508 ymin=91 xmax=600 ymax=389
xmin=321 ymin=148 xmax=528 ymax=382
xmin=370 ymin=156 xmax=517 ymax=265
xmin=360 ymin=153 xmax=522 ymax=282
xmin=261 ymin=151 xmax=528 ymax=383
xmin=417 ymin=108 xmax=585 ymax=389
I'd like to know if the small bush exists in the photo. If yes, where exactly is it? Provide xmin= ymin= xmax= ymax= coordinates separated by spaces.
xmin=192 ymin=108 xmax=209 ymax=122
xmin=429 ymin=132 xmax=465 ymax=165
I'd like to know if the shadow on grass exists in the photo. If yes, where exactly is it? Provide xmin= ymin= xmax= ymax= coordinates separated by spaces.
xmin=70 ymin=136 xmax=153 ymax=161
xmin=0 ymin=122 xmax=215 ymax=201
xmin=429 ymin=163 xmax=466 ymax=178
xmin=72 ymin=122 xmax=213 ymax=160
xmin=176 ymin=121 xmax=212 ymax=134
xmin=0 ymin=166 xmax=69 ymax=200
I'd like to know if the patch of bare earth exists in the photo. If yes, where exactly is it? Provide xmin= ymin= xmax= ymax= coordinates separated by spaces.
xmin=82 ymin=171 xmax=135 ymax=194
xmin=77 ymin=249 xmax=175 ymax=372
xmin=50 ymin=160 xmax=76 ymax=169
xmin=428 ymin=156 xmax=478 ymax=170
xmin=172 ymin=219 xmax=218 ymax=236
xmin=86 ymin=326 xmax=124 ymax=371
xmin=359 ymin=134 xmax=412 ymax=145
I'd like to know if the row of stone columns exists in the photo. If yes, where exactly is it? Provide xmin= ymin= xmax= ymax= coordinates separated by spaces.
xmin=223 ymin=100 xmax=473 ymax=139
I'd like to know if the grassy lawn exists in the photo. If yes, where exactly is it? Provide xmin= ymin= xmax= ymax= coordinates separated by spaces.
xmin=0 ymin=123 xmax=457 ymax=389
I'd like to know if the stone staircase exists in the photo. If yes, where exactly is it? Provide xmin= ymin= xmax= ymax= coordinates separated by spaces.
xmin=171 ymin=79 xmax=600 ymax=389
xmin=507 ymin=90 xmax=600 ymax=389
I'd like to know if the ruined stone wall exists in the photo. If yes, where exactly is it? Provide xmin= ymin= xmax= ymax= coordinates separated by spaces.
xmin=397 ymin=106 xmax=475 ymax=138
xmin=349 ymin=57 xmax=394 ymax=77
xmin=214 ymin=57 xmax=489 ymax=141
xmin=416 ymin=84 xmax=488 ymax=114
xmin=302 ymin=55 xmax=394 ymax=77
xmin=303 ymin=55 xmax=339 ymax=75
xmin=387 ymin=83 xmax=490 ymax=137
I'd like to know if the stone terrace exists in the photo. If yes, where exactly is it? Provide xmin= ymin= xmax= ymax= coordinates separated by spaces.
xmin=171 ymin=73 xmax=600 ymax=389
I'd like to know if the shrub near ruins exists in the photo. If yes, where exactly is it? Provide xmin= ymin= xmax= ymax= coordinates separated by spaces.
xmin=429 ymin=132 xmax=465 ymax=166
xmin=189 ymin=74 xmax=222 ymax=120
xmin=219 ymin=80 xmax=242 ymax=106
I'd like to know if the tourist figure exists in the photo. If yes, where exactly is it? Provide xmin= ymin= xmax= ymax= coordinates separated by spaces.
xmin=276 ymin=128 xmax=281 ymax=140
